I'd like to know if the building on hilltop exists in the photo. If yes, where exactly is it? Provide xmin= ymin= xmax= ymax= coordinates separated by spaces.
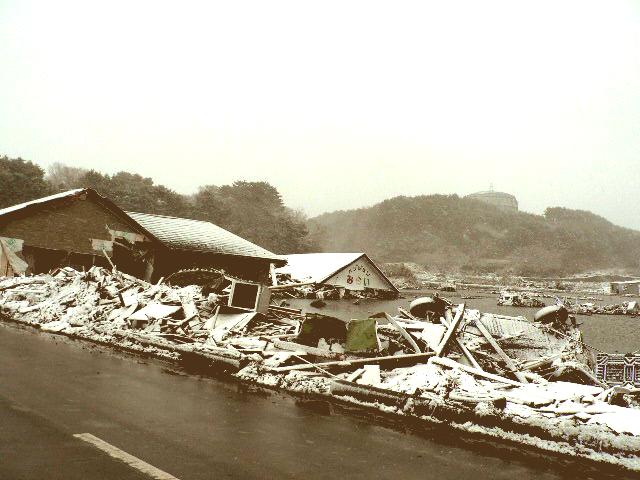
xmin=465 ymin=190 xmax=518 ymax=212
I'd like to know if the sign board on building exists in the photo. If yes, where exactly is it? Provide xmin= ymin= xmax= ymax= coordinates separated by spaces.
xmin=595 ymin=353 xmax=640 ymax=387
xmin=325 ymin=257 xmax=391 ymax=291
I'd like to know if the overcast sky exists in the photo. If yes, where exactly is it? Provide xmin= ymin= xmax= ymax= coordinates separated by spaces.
xmin=1 ymin=1 xmax=639 ymax=227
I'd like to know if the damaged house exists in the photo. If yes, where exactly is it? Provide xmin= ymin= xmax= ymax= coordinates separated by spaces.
xmin=0 ymin=189 xmax=155 ymax=278
xmin=276 ymin=253 xmax=399 ymax=298
xmin=127 ymin=212 xmax=285 ymax=283
xmin=0 ymin=189 xmax=284 ymax=283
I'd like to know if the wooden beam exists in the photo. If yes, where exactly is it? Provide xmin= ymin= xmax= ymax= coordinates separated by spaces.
xmin=269 ymin=281 xmax=316 ymax=291
xmin=269 ymin=340 xmax=344 ymax=359
xmin=265 ymin=352 xmax=435 ymax=373
xmin=431 ymin=356 xmax=525 ymax=387
xmin=384 ymin=313 xmax=421 ymax=353
xmin=475 ymin=315 xmax=528 ymax=383
xmin=435 ymin=304 xmax=465 ymax=357
xmin=267 ymin=304 xmax=304 ymax=315
xmin=397 ymin=307 xmax=420 ymax=322
xmin=101 ymin=248 xmax=116 ymax=270
xmin=438 ymin=316 xmax=482 ymax=370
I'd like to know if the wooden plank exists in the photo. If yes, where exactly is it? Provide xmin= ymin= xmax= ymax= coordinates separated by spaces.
xmin=258 ymin=333 xmax=299 ymax=340
xmin=266 ymin=352 xmax=435 ymax=373
xmin=101 ymin=248 xmax=116 ymax=270
xmin=475 ymin=315 xmax=528 ymax=383
xmin=346 ymin=368 xmax=365 ymax=382
xmin=520 ymin=352 xmax=570 ymax=371
xmin=431 ymin=356 xmax=525 ymax=387
xmin=455 ymin=338 xmax=482 ymax=370
xmin=74 ymin=433 xmax=180 ymax=480
xmin=270 ymin=340 xmax=344 ymax=359
xmin=267 ymin=304 xmax=304 ymax=315
xmin=269 ymin=281 xmax=316 ymax=291
xmin=435 ymin=304 xmax=465 ymax=357
xmin=397 ymin=306 xmax=417 ymax=321
xmin=384 ymin=313 xmax=421 ymax=353
xmin=438 ymin=315 xmax=482 ymax=370
xmin=271 ymin=317 xmax=300 ymax=327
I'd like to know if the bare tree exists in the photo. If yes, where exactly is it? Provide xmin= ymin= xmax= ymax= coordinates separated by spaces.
xmin=45 ymin=162 xmax=88 ymax=191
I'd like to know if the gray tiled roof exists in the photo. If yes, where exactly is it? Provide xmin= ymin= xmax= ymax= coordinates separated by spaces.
xmin=127 ymin=211 xmax=283 ymax=262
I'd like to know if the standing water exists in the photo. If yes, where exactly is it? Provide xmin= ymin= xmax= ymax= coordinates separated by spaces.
xmin=286 ymin=288 xmax=640 ymax=353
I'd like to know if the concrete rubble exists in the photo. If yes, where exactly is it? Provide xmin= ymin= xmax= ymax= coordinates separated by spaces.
xmin=1 ymin=267 xmax=640 ymax=472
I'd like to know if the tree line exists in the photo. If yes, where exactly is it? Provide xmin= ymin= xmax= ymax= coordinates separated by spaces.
xmin=0 ymin=155 xmax=317 ymax=254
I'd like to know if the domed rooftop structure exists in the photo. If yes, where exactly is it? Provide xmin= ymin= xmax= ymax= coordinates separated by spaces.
xmin=465 ymin=190 xmax=518 ymax=212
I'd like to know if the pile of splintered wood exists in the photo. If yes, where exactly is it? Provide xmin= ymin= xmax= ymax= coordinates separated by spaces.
xmin=0 ymin=266 xmax=299 ymax=347
xmin=0 ymin=268 xmax=600 ymax=393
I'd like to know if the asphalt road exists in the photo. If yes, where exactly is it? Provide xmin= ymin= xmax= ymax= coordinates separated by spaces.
xmin=0 ymin=322 xmax=631 ymax=480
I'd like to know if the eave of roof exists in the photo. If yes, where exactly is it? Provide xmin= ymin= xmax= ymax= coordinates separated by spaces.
xmin=0 ymin=188 xmax=87 ymax=217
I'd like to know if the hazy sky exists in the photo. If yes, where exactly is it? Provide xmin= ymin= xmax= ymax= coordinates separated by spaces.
xmin=1 ymin=1 xmax=640 ymax=227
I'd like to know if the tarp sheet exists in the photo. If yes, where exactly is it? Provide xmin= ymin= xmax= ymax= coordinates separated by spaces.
xmin=346 ymin=318 xmax=378 ymax=353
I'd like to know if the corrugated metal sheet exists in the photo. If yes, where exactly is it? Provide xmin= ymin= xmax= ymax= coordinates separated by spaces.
xmin=127 ymin=211 xmax=283 ymax=262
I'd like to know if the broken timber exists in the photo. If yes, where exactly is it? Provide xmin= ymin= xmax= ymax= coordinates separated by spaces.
xmin=475 ymin=315 xmax=528 ymax=383
xmin=264 ymin=352 xmax=435 ymax=373
xmin=384 ymin=313 xmax=421 ymax=353
xmin=438 ymin=315 xmax=482 ymax=370
xmin=435 ymin=303 xmax=465 ymax=357
xmin=268 ymin=339 xmax=344 ymax=360
xmin=431 ymin=356 xmax=525 ymax=388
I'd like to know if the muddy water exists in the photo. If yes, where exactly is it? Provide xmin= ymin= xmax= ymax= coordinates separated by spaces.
xmin=286 ymin=289 xmax=640 ymax=353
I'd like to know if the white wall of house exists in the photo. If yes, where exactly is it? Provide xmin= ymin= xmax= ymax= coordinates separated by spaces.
xmin=324 ymin=257 xmax=392 ymax=291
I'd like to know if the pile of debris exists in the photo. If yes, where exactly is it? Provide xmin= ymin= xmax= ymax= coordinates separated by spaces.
xmin=0 ymin=266 xmax=299 ymax=353
xmin=271 ymin=277 xmax=397 ymax=302
xmin=1 ymin=268 xmax=640 ymax=471
xmin=564 ymin=299 xmax=640 ymax=316
xmin=497 ymin=291 xmax=546 ymax=308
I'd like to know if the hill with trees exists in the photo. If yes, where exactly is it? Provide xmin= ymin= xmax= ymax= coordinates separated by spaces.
xmin=308 ymin=195 xmax=640 ymax=276
xmin=0 ymin=156 xmax=316 ymax=255
xmin=4 ymin=155 xmax=639 ymax=275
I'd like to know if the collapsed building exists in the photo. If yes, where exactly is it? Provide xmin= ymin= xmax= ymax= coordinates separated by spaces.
xmin=275 ymin=253 xmax=399 ymax=299
xmin=127 ymin=211 xmax=284 ymax=283
xmin=0 ymin=189 xmax=284 ymax=283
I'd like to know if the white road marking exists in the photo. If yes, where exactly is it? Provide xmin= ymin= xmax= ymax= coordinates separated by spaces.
xmin=73 ymin=433 xmax=180 ymax=480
